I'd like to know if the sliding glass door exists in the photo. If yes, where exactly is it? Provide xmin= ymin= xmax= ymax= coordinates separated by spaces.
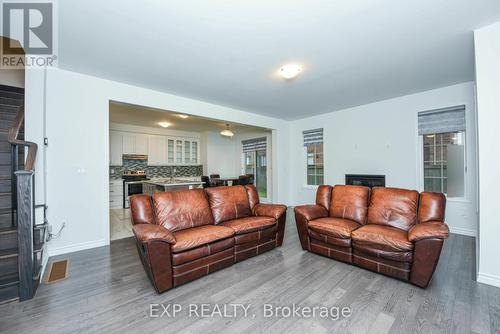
xmin=243 ymin=149 xmax=267 ymax=199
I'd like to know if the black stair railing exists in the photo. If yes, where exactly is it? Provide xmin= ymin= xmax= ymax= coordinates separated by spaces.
xmin=7 ymin=105 xmax=45 ymax=301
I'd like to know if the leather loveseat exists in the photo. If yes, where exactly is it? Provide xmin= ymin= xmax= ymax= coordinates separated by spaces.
xmin=130 ymin=185 xmax=287 ymax=293
xmin=294 ymin=185 xmax=449 ymax=288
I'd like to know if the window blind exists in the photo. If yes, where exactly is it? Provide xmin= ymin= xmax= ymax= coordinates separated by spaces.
xmin=242 ymin=137 xmax=267 ymax=153
xmin=418 ymin=105 xmax=466 ymax=135
xmin=303 ymin=128 xmax=323 ymax=146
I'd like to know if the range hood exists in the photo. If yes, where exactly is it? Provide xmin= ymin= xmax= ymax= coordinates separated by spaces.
xmin=122 ymin=154 xmax=148 ymax=161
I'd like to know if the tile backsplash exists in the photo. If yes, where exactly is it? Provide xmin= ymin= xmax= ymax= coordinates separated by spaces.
xmin=110 ymin=159 xmax=203 ymax=179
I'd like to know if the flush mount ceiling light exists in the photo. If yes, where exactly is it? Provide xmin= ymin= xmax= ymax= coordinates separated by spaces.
xmin=220 ymin=124 xmax=234 ymax=137
xmin=158 ymin=122 xmax=171 ymax=128
xmin=279 ymin=63 xmax=303 ymax=79
xmin=177 ymin=114 xmax=189 ymax=119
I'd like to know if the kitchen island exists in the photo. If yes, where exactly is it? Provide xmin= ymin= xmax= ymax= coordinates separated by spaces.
xmin=142 ymin=178 xmax=204 ymax=195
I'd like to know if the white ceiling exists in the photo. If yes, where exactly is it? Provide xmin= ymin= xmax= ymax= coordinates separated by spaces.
xmin=59 ymin=0 xmax=500 ymax=120
xmin=109 ymin=102 xmax=269 ymax=134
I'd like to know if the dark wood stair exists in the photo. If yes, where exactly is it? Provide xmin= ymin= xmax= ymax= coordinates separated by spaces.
xmin=0 ymin=84 xmax=24 ymax=304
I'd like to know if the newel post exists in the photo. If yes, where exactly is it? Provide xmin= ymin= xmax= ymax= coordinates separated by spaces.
xmin=15 ymin=170 xmax=35 ymax=301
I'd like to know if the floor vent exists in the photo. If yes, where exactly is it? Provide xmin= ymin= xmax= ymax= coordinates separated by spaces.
xmin=45 ymin=259 xmax=69 ymax=284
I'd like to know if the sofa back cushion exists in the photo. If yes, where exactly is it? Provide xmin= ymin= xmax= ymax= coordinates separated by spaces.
xmin=367 ymin=187 xmax=419 ymax=231
xmin=153 ymin=189 xmax=214 ymax=232
xmin=316 ymin=185 xmax=332 ymax=210
xmin=418 ymin=192 xmax=446 ymax=223
xmin=245 ymin=185 xmax=260 ymax=210
xmin=206 ymin=186 xmax=252 ymax=224
xmin=130 ymin=194 xmax=155 ymax=225
xmin=329 ymin=185 xmax=370 ymax=225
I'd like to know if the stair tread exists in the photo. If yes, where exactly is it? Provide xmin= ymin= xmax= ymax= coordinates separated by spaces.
xmin=0 ymin=226 xmax=16 ymax=234
xmin=0 ymin=248 xmax=18 ymax=258
xmin=0 ymin=272 xmax=19 ymax=287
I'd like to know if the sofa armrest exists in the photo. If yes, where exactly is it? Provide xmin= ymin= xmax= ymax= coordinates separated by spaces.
xmin=253 ymin=203 xmax=287 ymax=220
xmin=294 ymin=205 xmax=328 ymax=251
xmin=133 ymin=224 xmax=176 ymax=244
xmin=294 ymin=205 xmax=328 ymax=221
xmin=132 ymin=224 xmax=175 ymax=294
xmin=408 ymin=221 xmax=449 ymax=242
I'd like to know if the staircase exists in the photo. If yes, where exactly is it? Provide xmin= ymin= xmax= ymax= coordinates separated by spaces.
xmin=0 ymin=84 xmax=24 ymax=304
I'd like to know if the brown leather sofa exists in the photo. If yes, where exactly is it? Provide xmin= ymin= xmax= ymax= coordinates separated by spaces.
xmin=130 ymin=185 xmax=287 ymax=293
xmin=294 ymin=185 xmax=449 ymax=288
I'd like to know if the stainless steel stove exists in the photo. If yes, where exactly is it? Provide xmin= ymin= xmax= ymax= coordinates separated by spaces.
xmin=122 ymin=170 xmax=149 ymax=208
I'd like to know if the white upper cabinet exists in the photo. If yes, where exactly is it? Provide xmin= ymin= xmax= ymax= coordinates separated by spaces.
xmin=109 ymin=130 xmax=200 ymax=166
xmin=148 ymin=135 xmax=167 ymax=165
xmin=135 ymin=134 xmax=149 ymax=155
xmin=109 ymin=131 xmax=123 ymax=166
xmin=122 ymin=133 xmax=135 ymax=154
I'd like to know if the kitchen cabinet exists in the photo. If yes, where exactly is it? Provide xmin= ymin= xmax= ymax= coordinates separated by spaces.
xmin=109 ymin=130 xmax=200 ymax=166
xmin=135 ymin=134 xmax=148 ymax=155
xmin=148 ymin=135 xmax=167 ymax=165
xmin=122 ymin=133 xmax=135 ymax=154
xmin=109 ymin=132 xmax=123 ymax=166
xmin=109 ymin=179 xmax=123 ymax=208
xmin=167 ymin=139 xmax=175 ymax=164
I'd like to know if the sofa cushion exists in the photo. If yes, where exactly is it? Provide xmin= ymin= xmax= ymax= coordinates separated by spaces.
xmin=329 ymin=185 xmax=370 ymax=225
xmin=308 ymin=217 xmax=360 ymax=239
xmin=206 ymin=186 xmax=252 ymax=224
xmin=245 ymin=185 xmax=260 ymax=210
xmin=171 ymin=225 xmax=234 ymax=253
xmin=316 ymin=185 xmax=332 ymax=210
xmin=153 ymin=189 xmax=214 ymax=232
xmin=308 ymin=229 xmax=351 ymax=247
xmin=418 ymin=192 xmax=446 ymax=223
xmin=221 ymin=216 xmax=276 ymax=235
xmin=351 ymin=224 xmax=413 ymax=253
xmin=367 ymin=187 xmax=419 ymax=231
xmin=172 ymin=238 xmax=234 ymax=266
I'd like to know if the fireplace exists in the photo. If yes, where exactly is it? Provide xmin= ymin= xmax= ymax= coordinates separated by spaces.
xmin=345 ymin=174 xmax=385 ymax=188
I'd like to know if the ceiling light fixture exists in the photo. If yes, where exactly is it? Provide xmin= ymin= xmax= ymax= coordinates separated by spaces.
xmin=279 ymin=63 xmax=303 ymax=79
xmin=177 ymin=114 xmax=189 ymax=119
xmin=158 ymin=122 xmax=171 ymax=128
xmin=220 ymin=124 xmax=234 ymax=137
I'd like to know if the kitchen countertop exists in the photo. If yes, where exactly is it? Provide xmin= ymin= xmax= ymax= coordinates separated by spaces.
xmin=145 ymin=178 xmax=204 ymax=187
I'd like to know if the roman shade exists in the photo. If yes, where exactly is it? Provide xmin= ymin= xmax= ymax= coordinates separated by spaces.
xmin=242 ymin=137 xmax=267 ymax=153
xmin=418 ymin=105 xmax=466 ymax=135
xmin=303 ymin=128 xmax=323 ymax=146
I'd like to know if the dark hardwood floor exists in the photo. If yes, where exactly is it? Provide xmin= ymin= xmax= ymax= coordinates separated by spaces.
xmin=0 ymin=209 xmax=498 ymax=334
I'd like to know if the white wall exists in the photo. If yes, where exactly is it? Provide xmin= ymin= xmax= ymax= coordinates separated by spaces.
xmin=202 ymin=131 xmax=240 ymax=177
xmin=474 ymin=22 xmax=500 ymax=288
xmin=26 ymin=67 xmax=289 ymax=256
xmin=290 ymin=82 xmax=478 ymax=236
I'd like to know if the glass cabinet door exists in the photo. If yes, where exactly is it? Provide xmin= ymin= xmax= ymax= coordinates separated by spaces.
xmin=176 ymin=140 xmax=183 ymax=163
xmin=167 ymin=139 xmax=174 ymax=164
xmin=191 ymin=141 xmax=198 ymax=164
xmin=184 ymin=141 xmax=191 ymax=164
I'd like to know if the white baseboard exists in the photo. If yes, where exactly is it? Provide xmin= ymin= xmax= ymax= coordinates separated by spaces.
xmin=477 ymin=272 xmax=500 ymax=288
xmin=449 ymin=226 xmax=477 ymax=237
xmin=48 ymin=239 xmax=108 ymax=257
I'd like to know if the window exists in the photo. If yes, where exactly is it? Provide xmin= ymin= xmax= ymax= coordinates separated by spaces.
xmin=303 ymin=128 xmax=324 ymax=185
xmin=418 ymin=106 xmax=466 ymax=197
